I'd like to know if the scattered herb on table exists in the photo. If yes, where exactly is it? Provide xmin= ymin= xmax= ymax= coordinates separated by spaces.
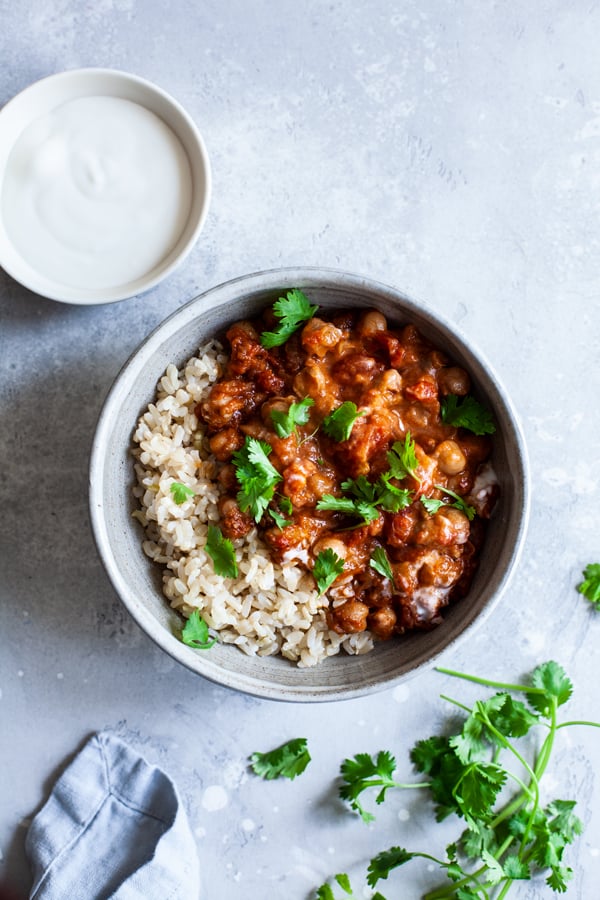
xmin=317 ymin=660 xmax=599 ymax=899
xmin=313 ymin=548 xmax=345 ymax=595
xmin=205 ymin=524 xmax=238 ymax=578
xmin=170 ymin=482 xmax=195 ymax=504
xmin=249 ymin=737 xmax=311 ymax=780
xmin=232 ymin=436 xmax=282 ymax=522
xmin=577 ymin=563 xmax=600 ymax=608
xmin=440 ymin=394 xmax=496 ymax=436
xmin=270 ymin=396 xmax=315 ymax=438
xmin=180 ymin=609 xmax=216 ymax=649
xmin=322 ymin=401 xmax=363 ymax=442
xmin=260 ymin=289 xmax=318 ymax=348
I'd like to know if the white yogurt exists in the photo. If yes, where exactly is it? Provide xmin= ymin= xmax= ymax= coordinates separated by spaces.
xmin=1 ymin=95 xmax=192 ymax=290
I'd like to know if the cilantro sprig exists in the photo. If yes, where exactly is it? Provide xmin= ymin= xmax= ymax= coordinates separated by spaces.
xmin=577 ymin=562 xmax=600 ymax=608
xmin=387 ymin=433 xmax=420 ymax=481
xmin=205 ymin=525 xmax=238 ymax=578
xmin=317 ymin=474 xmax=412 ymax=525
xmin=181 ymin=609 xmax=216 ymax=649
xmin=270 ymin=397 xmax=314 ymax=438
xmin=421 ymin=486 xmax=476 ymax=521
xmin=260 ymin=289 xmax=318 ymax=348
xmin=441 ymin=394 xmax=496 ymax=435
xmin=313 ymin=548 xmax=345 ymax=595
xmin=322 ymin=402 xmax=363 ymax=442
xmin=249 ymin=737 xmax=311 ymax=780
xmin=232 ymin=436 xmax=282 ymax=522
xmin=318 ymin=659 xmax=599 ymax=900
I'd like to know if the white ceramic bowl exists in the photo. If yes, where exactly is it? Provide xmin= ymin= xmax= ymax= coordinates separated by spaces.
xmin=0 ymin=68 xmax=211 ymax=304
xmin=89 ymin=268 xmax=530 ymax=701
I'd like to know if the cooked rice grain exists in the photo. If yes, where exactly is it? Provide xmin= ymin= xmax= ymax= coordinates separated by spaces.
xmin=132 ymin=341 xmax=374 ymax=667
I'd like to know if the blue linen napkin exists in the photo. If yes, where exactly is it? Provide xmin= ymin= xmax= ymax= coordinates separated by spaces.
xmin=26 ymin=732 xmax=199 ymax=899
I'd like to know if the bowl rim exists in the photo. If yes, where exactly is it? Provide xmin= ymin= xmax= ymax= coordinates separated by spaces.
xmin=89 ymin=266 xmax=531 ymax=701
xmin=0 ymin=67 xmax=212 ymax=305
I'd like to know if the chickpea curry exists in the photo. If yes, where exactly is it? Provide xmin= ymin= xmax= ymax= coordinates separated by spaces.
xmin=197 ymin=290 xmax=498 ymax=642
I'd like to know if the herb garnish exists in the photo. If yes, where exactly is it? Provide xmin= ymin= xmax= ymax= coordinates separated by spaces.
xmin=322 ymin=401 xmax=363 ymax=442
xmin=318 ymin=660 xmax=599 ymax=899
xmin=249 ymin=737 xmax=311 ymax=780
xmin=170 ymin=482 xmax=195 ymax=504
xmin=313 ymin=548 xmax=345 ymax=595
xmin=441 ymin=394 xmax=496 ymax=435
xmin=420 ymin=486 xmax=476 ymax=521
xmin=181 ymin=609 xmax=216 ymax=649
xmin=270 ymin=396 xmax=314 ymax=438
xmin=387 ymin=433 xmax=420 ymax=481
xmin=205 ymin=525 xmax=238 ymax=578
xmin=268 ymin=508 xmax=292 ymax=530
xmin=232 ymin=436 xmax=282 ymax=522
xmin=577 ymin=562 xmax=600 ymax=608
xmin=369 ymin=547 xmax=395 ymax=584
xmin=317 ymin=474 xmax=412 ymax=524
xmin=260 ymin=289 xmax=318 ymax=348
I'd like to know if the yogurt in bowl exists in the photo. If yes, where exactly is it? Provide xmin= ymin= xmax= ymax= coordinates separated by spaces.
xmin=0 ymin=69 xmax=211 ymax=304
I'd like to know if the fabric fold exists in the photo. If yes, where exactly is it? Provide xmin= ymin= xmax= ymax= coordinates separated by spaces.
xmin=26 ymin=732 xmax=199 ymax=900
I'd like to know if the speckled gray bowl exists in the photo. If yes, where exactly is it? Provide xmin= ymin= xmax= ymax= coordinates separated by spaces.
xmin=89 ymin=268 xmax=529 ymax=701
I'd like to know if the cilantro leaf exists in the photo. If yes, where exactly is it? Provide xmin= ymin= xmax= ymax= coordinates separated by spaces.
xmin=313 ymin=548 xmax=345 ymax=595
xmin=528 ymin=661 xmax=573 ymax=716
xmin=205 ymin=525 xmax=238 ymax=578
xmin=370 ymin=547 xmax=395 ymax=584
xmin=441 ymin=394 xmax=496 ymax=435
xmin=577 ymin=562 xmax=600 ymax=607
xmin=270 ymin=397 xmax=314 ymax=438
xmin=268 ymin=508 xmax=291 ymax=530
xmin=420 ymin=495 xmax=445 ymax=515
xmin=377 ymin=473 xmax=413 ymax=511
xmin=547 ymin=865 xmax=573 ymax=892
xmin=170 ymin=482 xmax=195 ymax=504
xmin=503 ymin=854 xmax=530 ymax=879
xmin=367 ymin=847 xmax=415 ymax=887
xmin=260 ymin=289 xmax=318 ymax=348
xmin=232 ymin=436 xmax=282 ymax=522
xmin=339 ymin=751 xmax=398 ymax=822
xmin=181 ymin=609 xmax=216 ymax=649
xmin=333 ymin=873 xmax=352 ymax=895
xmin=315 ymin=885 xmax=335 ymax=900
xmin=434 ymin=484 xmax=476 ymax=521
xmin=277 ymin=493 xmax=293 ymax=515
xmin=387 ymin=433 xmax=419 ymax=481
xmin=322 ymin=401 xmax=363 ymax=442
xmin=249 ymin=737 xmax=311 ymax=780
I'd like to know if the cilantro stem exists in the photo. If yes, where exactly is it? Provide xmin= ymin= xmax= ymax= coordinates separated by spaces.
xmin=424 ymin=835 xmax=514 ymax=900
xmin=556 ymin=719 xmax=600 ymax=729
xmin=436 ymin=666 xmax=548 ymax=697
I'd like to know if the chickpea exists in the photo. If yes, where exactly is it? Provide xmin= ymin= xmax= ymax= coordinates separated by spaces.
xmin=357 ymin=310 xmax=388 ymax=335
xmin=332 ymin=599 xmax=369 ymax=633
xmin=368 ymin=607 xmax=397 ymax=640
xmin=208 ymin=427 xmax=243 ymax=461
xmin=312 ymin=536 xmax=348 ymax=560
xmin=438 ymin=366 xmax=471 ymax=396
xmin=434 ymin=439 xmax=467 ymax=475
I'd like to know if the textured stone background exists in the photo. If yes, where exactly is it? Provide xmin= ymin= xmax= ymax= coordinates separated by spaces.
xmin=1 ymin=1 xmax=599 ymax=897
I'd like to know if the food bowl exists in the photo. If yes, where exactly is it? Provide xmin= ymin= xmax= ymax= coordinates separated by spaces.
xmin=0 ymin=68 xmax=211 ymax=304
xmin=89 ymin=268 xmax=529 ymax=701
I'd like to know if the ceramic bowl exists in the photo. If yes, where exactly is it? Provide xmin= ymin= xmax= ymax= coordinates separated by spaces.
xmin=0 ymin=68 xmax=211 ymax=304
xmin=89 ymin=268 xmax=529 ymax=701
